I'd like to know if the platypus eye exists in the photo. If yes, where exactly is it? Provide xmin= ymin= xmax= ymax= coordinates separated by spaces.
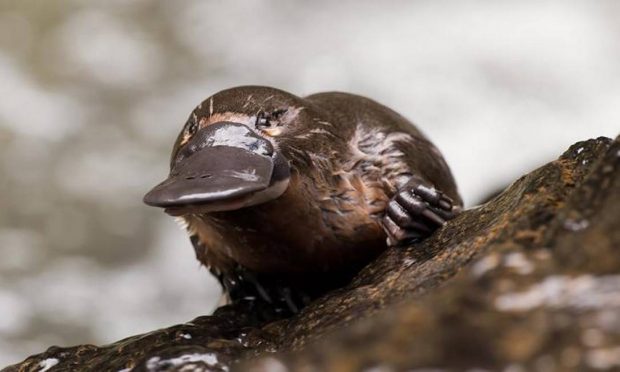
xmin=256 ymin=112 xmax=270 ymax=129
xmin=256 ymin=109 xmax=287 ymax=131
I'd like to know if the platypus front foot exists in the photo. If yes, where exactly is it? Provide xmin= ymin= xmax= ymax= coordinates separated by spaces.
xmin=220 ymin=266 xmax=312 ymax=315
xmin=382 ymin=177 xmax=461 ymax=246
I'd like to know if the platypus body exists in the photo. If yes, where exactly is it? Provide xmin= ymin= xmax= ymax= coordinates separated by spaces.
xmin=145 ymin=86 xmax=462 ymax=311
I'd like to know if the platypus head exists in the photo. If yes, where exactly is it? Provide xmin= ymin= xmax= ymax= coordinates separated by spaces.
xmin=144 ymin=86 xmax=328 ymax=216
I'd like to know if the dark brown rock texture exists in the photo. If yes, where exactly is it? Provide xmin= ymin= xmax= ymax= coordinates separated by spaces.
xmin=4 ymin=135 xmax=619 ymax=372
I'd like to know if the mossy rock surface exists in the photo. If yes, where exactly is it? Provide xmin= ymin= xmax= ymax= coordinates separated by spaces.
xmin=5 ymin=135 xmax=619 ymax=372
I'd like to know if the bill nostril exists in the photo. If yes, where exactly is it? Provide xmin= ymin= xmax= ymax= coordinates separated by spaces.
xmin=182 ymin=173 xmax=211 ymax=180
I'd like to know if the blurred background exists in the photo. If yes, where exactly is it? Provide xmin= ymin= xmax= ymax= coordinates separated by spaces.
xmin=0 ymin=0 xmax=618 ymax=366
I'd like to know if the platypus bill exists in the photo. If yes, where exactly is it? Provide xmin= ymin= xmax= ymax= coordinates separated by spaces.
xmin=144 ymin=86 xmax=462 ymax=313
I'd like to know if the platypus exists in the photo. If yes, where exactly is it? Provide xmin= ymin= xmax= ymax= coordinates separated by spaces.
xmin=144 ymin=86 xmax=462 ymax=312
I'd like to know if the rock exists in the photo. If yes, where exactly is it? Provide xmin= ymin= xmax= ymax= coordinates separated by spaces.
xmin=4 ymin=135 xmax=619 ymax=372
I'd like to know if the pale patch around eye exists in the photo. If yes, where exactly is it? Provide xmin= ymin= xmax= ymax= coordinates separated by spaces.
xmin=262 ymin=127 xmax=285 ymax=136
xmin=256 ymin=106 xmax=304 ymax=136
xmin=200 ymin=112 xmax=253 ymax=127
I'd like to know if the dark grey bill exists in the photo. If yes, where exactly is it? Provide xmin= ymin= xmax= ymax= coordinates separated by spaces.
xmin=143 ymin=145 xmax=274 ymax=207
xmin=143 ymin=122 xmax=279 ymax=208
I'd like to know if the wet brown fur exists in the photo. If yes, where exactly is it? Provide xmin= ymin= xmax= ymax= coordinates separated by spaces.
xmin=175 ymin=86 xmax=461 ymax=287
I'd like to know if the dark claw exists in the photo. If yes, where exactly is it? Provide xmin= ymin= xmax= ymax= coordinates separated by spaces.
xmin=396 ymin=191 xmax=427 ymax=214
xmin=438 ymin=199 xmax=452 ymax=210
xmin=397 ymin=190 xmax=446 ymax=227
xmin=421 ymin=208 xmax=446 ymax=226
xmin=383 ymin=215 xmax=425 ymax=246
xmin=432 ymin=206 xmax=456 ymax=221
xmin=278 ymin=287 xmax=299 ymax=314
xmin=412 ymin=184 xmax=443 ymax=204
xmin=413 ymin=185 xmax=454 ymax=213
xmin=218 ymin=265 xmax=311 ymax=314
xmin=386 ymin=201 xmax=432 ymax=234
xmin=382 ymin=215 xmax=401 ymax=246
xmin=241 ymin=270 xmax=273 ymax=303
xmin=386 ymin=200 xmax=411 ymax=226
xmin=382 ymin=177 xmax=460 ymax=247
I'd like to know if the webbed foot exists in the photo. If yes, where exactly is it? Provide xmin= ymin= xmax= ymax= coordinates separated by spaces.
xmin=382 ymin=177 xmax=461 ymax=246
xmin=219 ymin=266 xmax=312 ymax=315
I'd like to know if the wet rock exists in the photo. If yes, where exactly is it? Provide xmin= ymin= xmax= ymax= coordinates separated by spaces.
xmin=4 ymin=135 xmax=619 ymax=372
